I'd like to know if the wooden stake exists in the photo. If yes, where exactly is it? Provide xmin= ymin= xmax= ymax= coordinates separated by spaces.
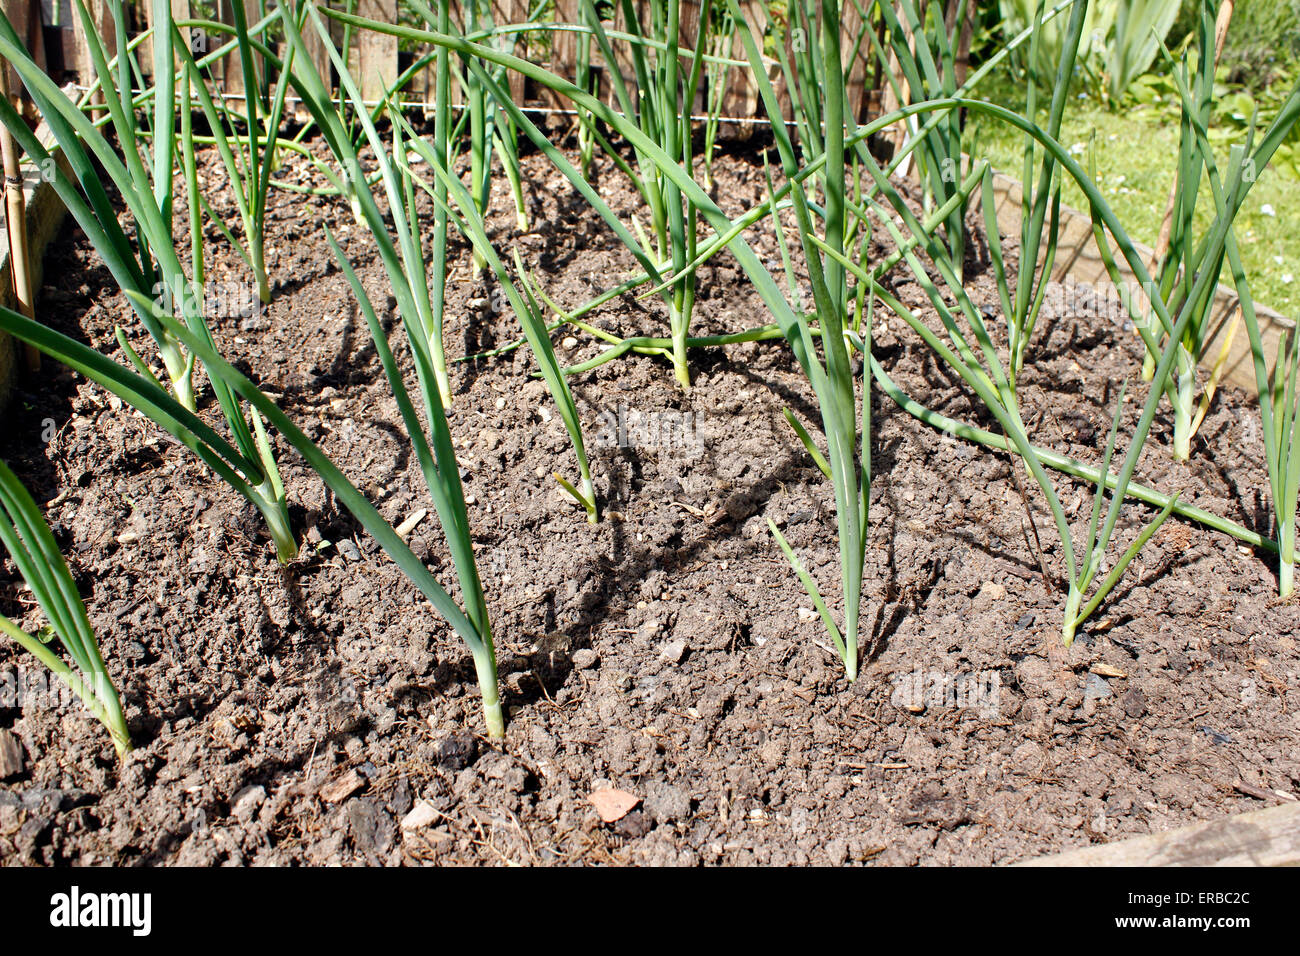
xmin=0 ymin=48 xmax=37 ymax=372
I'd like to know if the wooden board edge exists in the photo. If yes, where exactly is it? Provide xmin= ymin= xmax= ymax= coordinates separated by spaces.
xmin=1015 ymin=800 xmax=1300 ymax=867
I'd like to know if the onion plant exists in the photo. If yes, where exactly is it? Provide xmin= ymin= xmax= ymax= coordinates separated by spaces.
xmin=408 ymin=0 xmax=537 ymax=263
xmin=700 ymin=3 xmax=735 ymax=190
xmin=572 ymin=0 xmax=714 ymax=390
xmin=173 ymin=3 xmax=293 ymax=305
xmin=328 ymin=0 xmax=1119 ymax=672
xmin=719 ymin=0 xmax=871 ymax=675
xmin=328 ymin=0 xmax=878 ymax=674
xmin=387 ymin=110 xmax=599 ymax=521
xmin=306 ymin=7 xmax=598 ymax=525
xmin=278 ymin=3 xmax=516 ymax=734
xmin=0 ymin=1 xmax=191 ymax=408
xmin=835 ymin=147 xmax=1180 ymax=644
xmin=982 ymin=0 xmax=1086 ymax=394
xmin=1097 ymin=1 xmax=1261 ymax=461
xmin=0 ymin=5 xmax=298 ymax=563
xmin=0 ymin=302 xmax=503 ymax=737
xmin=1240 ymin=274 xmax=1300 ymax=598
xmin=849 ymin=73 xmax=1296 ymax=638
xmin=729 ymin=0 xmax=1289 ymax=642
xmin=0 ymin=458 xmax=131 ymax=756
xmin=864 ymin=0 xmax=971 ymax=276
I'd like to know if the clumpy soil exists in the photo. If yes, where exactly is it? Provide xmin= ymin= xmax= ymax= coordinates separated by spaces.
xmin=1 ymin=124 xmax=1296 ymax=866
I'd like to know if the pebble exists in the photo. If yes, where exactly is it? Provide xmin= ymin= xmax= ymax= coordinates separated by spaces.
xmin=401 ymin=800 xmax=439 ymax=830
xmin=337 ymin=539 xmax=362 ymax=562
xmin=231 ymin=785 xmax=266 ymax=823
xmin=660 ymin=639 xmax=688 ymax=663
xmin=1118 ymin=688 xmax=1147 ymax=718
xmin=1083 ymin=673 xmax=1113 ymax=702
xmin=434 ymin=733 xmax=479 ymax=771
xmin=572 ymin=648 xmax=599 ymax=670
xmin=1198 ymin=726 xmax=1234 ymax=746
xmin=562 ymin=336 xmax=578 ymax=349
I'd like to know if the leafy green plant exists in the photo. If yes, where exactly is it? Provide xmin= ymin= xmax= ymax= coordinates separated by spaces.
xmin=0 ymin=3 xmax=298 ymax=563
xmin=0 ymin=458 xmax=131 ymax=756
xmin=173 ymin=3 xmax=293 ymax=305
xmin=0 ymin=300 xmax=506 ymax=737
xmin=1095 ymin=3 xmax=1300 ymax=461
xmin=388 ymin=110 xmax=599 ymax=521
xmin=1102 ymin=0 xmax=1185 ymax=103
xmin=997 ymin=0 xmax=1181 ymax=104
xmin=573 ymin=0 xmax=713 ymax=390
xmin=865 ymin=0 xmax=972 ymax=276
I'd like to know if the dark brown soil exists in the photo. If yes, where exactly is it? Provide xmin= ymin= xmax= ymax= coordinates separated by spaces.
xmin=1 ymin=125 xmax=1296 ymax=866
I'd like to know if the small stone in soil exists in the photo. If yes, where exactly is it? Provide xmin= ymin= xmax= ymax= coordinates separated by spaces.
xmin=572 ymin=648 xmax=599 ymax=670
xmin=337 ymin=539 xmax=362 ymax=562
xmin=1119 ymin=688 xmax=1147 ymax=718
xmin=434 ymin=732 xmax=479 ymax=771
xmin=1198 ymin=726 xmax=1234 ymax=745
xmin=613 ymin=809 xmax=654 ymax=839
xmin=401 ymin=800 xmax=439 ymax=830
xmin=232 ymin=785 xmax=266 ymax=823
xmin=588 ymin=787 xmax=640 ymax=823
xmin=1083 ymin=673 xmax=1113 ymax=702
xmin=660 ymin=639 xmax=688 ymax=663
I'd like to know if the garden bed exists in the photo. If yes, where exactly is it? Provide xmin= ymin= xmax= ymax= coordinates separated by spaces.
xmin=0 ymin=129 xmax=1296 ymax=866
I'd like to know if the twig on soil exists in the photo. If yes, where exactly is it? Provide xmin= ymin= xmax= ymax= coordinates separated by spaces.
xmin=1233 ymin=780 xmax=1299 ymax=803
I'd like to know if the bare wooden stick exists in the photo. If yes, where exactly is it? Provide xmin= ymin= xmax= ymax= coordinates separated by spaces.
xmin=0 ymin=46 xmax=37 ymax=372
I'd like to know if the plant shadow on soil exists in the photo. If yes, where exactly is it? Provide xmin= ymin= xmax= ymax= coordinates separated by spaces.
xmin=0 ymin=122 xmax=1297 ymax=866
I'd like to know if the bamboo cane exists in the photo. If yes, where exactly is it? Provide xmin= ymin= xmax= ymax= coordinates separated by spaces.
xmin=0 ymin=53 xmax=37 ymax=372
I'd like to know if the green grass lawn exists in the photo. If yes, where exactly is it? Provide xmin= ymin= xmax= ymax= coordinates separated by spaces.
xmin=968 ymin=89 xmax=1300 ymax=319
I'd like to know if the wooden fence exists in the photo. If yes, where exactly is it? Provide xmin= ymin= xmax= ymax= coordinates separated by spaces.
xmin=0 ymin=1 xmax=974 ymax=135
